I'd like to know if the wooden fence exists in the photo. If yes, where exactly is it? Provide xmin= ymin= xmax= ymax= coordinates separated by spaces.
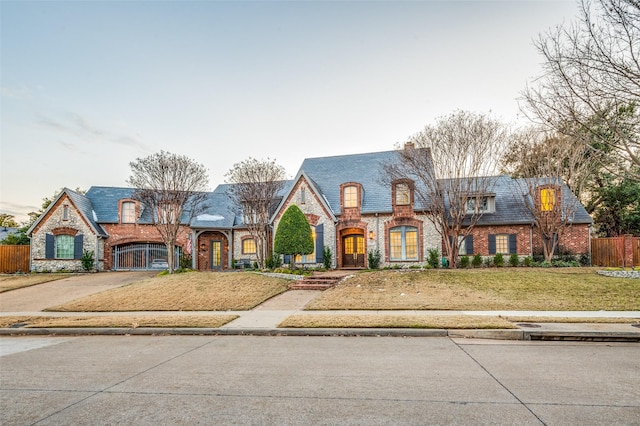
xmin=591 ymin=236 xmax=640 ymax=267
xmin=0 ymin=245 xmax=30 ymax=273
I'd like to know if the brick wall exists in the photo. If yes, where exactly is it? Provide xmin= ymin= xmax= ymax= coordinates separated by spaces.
xmin=196 ymin=231 xmax=229 ymax=270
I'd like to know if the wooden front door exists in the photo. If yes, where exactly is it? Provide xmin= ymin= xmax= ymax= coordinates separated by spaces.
xmin=342 ymin=235 xmax=365 ymax=268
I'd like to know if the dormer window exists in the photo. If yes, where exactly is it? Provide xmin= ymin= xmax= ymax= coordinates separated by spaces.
xmin=466 ymin=196 xmax=494 ymax=214
xmin=121 ymin=201 xmax=137 ymax=223
xmin=344 ymin=186 xmax=358 ymax=208
xmin=540 ymin=188 xmax=555 ymax=212
xmin=395 ymin=183 xmax=410 ymax=205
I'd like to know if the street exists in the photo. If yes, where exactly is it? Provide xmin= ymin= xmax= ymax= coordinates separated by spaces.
xmin=1 ymin=336 xmax=638 ymax=425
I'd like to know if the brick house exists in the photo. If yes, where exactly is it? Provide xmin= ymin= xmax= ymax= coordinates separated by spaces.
xmin=27 ymin=149 xmax=591 ymax=271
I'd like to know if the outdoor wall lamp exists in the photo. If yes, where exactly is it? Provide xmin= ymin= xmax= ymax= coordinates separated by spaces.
xmin=368 ymin=231 xmax=375 ymax=240
xmin=200 ymin=243 xmax=206 ymax=251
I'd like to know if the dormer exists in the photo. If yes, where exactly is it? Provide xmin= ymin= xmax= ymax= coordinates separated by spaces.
xmin=118 ymin=199 xmax=139 ymax=224
xmin=340 ymin=182 xmax=362 ymax=212
xmin=392 ymin=179 xmax=414 ymax=217
xmin=537 ymin=184 xmax=561 ymax=213
xmin=465 ymin=193 xmax=495 ymax=214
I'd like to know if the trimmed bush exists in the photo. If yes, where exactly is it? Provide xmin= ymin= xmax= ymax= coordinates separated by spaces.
xmin=493 ymin=253 xmax=504 ymax=267
xmin=459 ymin=255 xmax=470 ymax=268
xmin=523 ymin=256 xmax=533 ymax=267
xmin=472 ymin=254 xmax=483 ymax=268
xmin=427 ymin=249 xmax=440 ymax=269
xmin=368 ymin=248 xmax=381 ymax=269
xmin=508 ymin=253 xmax=520 ymax=267
xmin=81 ymin=250 xmax=95 ymax=272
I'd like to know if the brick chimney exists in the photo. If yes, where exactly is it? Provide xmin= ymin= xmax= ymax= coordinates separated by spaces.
xmin=404 ymin=141 xmax=415 ymax=150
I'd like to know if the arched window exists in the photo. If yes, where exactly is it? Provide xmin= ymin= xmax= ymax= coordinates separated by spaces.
xmin=344 ymin=186 xmax=358 ymax=208
xmin=121 ymin=201 xmax=136 ymax=223
xmin=395 ymin=183 xmax=410 ymax=205
xmin=389 ymin=226 xmax=418 ymax=261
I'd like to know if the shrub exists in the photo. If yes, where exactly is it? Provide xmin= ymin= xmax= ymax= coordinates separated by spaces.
xmin=459 ymin=255 xmax=470 ymax=268
xmin=508 ymin=253 xmax=520 ymax=267
xmin=265 ymin=253 xmax=282 ymax=269
xmin=472 ymin=254 xmax=483 ymax=268
xmin=323 ymin=246 xmax=333 ymax=269
xmin=81 ymin=250 xmax=94 ymax=272
xmin=484 ymin=257 xmax=492 ymax=267
xmin=368 ymin=248 xmax=381 ymax=269
xmin=179 ymin=254 xmax=192 ymax=270
xmin=579 ymin=252 xmax=591 ymax=266
xmin=427 ymin=249 xmax=440 ymax=269
xmin=523 ymin=256 xmax=533 ymax=267
xmin=493 ymin=253 xmax=504 ymax=267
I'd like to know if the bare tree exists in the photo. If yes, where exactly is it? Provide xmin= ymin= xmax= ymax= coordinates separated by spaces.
xmin=128 ymin=151 xmax=209 ymax=273
xmin=508 ymin=129 xmax=590 ymax=262
xmin=225 ymin=158 xmax=286 ymax=269
xmin=523 ymin=0 xmax=640 ymax=175
xmin=386 ymin=110 xmax=508 ymax=268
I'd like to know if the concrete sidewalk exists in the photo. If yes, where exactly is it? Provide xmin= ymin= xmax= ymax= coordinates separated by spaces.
xmin=1 ymin=290 xmax=639 ymax=340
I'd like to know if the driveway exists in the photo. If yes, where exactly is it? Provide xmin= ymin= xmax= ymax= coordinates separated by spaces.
xmin=0 ymin=272 xmax=155 ymax=312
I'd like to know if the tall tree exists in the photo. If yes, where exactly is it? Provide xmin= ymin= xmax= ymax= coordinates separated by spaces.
xmin=509 ymin=129 xmax=590 ymax=261
xmin=225 ymin=158 xmax=286 ymax=269
xmin=128 ymin=151 xmax=209 ymax=273
xmin=273 ymin=205 xmax=313 ymax=267
xmin=386 ymin=110 xmax=508 ymax=267
xmin=523 ymin=0 xmax=640 ymax=175
xmin=592 ymin=170 xmax=640 ymax=236
xmin=0 ymin=214 xmax=19 ymax=228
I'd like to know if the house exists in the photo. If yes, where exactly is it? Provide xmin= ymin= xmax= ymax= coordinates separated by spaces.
xmin=27 ymin=148 xmax=591 ymax=272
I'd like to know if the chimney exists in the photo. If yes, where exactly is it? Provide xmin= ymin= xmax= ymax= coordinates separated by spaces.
xmin=404 ymin=141 xmax=415 ymax=150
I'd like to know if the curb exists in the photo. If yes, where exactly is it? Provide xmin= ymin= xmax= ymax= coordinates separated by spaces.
xmin=1 ymin=327 xmax=639 ymax=341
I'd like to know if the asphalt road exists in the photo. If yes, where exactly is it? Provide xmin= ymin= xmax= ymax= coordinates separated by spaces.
xmin=1 ymin=335 xmax=638 ymax=425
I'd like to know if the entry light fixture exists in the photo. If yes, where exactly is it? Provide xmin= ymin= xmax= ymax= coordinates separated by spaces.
xmin=368 ymin=231 xmax=375 ymax=240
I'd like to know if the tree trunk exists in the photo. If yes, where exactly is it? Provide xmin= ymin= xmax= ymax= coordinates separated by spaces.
xmin=166 ymin=242 xmax=175 ymax=274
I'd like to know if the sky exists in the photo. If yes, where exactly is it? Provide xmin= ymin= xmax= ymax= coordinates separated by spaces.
xmin=1 ymin=0 xmax=579 ymax=223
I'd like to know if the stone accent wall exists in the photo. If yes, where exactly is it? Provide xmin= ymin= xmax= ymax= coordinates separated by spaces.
xmin=273 ymin=176 xmax=336 ymax=268
xmin=31 ymin=194 xmax=103 ymax=272
xmin=232 ymin=229 xmax=259 ymax=264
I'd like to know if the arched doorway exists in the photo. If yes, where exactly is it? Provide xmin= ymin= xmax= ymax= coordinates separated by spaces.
xmin=342 ymin=233 xmax=365 ymax=268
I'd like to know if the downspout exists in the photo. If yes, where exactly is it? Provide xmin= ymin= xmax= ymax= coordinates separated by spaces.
xmin=588 ymin=224 xmax=592 ymax=266
xmin=95 ymin=236 xmax=101 ymax=271
xmin=529 ymin=224 xmax=534 ymax=258
xmin=191 ymin=230 xmax=196 ymax=270
xmin=375 ymin=213 xmax=380 ymax=250
xmin=29 ymin=236 xmax=32 ymax=272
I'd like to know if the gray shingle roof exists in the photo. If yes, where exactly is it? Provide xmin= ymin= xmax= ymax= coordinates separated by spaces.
xmin=299 ymin=150 xmax=429 ymax=215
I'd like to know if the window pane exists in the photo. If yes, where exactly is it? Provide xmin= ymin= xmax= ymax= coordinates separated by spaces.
xmin=122 ymin=202 xmax=136 ymax=223
xmin=389 ymin=229 xmax=402 ymax=260
xmin=56 ymin=235 xmax=74 ymax=259
xmin=242 ymin=238 xmax=256 ymax=254
xmin=495 ymin=234 xmax=509 ymax=254
xmin=405 ymin=229 xmax=418 ymax=260
xmin=344 ymin=186 xmax=357 ymax=208
xmin=396 ymin=183 xmax=410 ymax=205
xmin=541 ymin=188 xmax=554 ymax=211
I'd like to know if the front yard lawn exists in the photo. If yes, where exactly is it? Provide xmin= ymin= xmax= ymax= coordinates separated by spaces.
xmin=0 ymin=314 xmax=238 ymax=328
xmin=280 ymin=314 xmax=518 ymax=329
xmin=47 ymin=272 xmax=290 ymax=312
xmin=305 ymin=269 xmax=640 ymax=311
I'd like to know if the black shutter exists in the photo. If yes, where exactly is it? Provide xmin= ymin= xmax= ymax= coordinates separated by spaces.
xmin=509 ymin=234 xmax=517 ymax=254
xmin=465 ymin=235 xmax=474 ymax=255
xmin=488 ymin=234 xmax=496 ymax=255
xmin=315 ymin=224 xmax=324 ymax=263
xmin=45 ymin=234 xmax=55 ymax=259
xmin=74 ymin=235 xmax=84 ymax=259
xmin=283 ymin=254 xmax=291 ymax=264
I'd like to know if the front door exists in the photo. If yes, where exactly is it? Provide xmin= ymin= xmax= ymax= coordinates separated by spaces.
xmin=342 ymin=235 xmax=365 ymax=268
xmin=210 ymin=241 xmax=222 ymax=269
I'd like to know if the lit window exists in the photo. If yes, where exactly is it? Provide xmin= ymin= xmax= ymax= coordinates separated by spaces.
xmin=540 ymin=188 xmax=555 ymax=212
xmin=389 ymin=226 xmax=418 ymax=261
xmin=395 ymin=183 xmax=410 ymax=205
xmin=55 ymin=235 xmax=74 ymax=259
xmin=242 ymin=238 xmax=256 ymax=254
xmin=295 ymin=228 xmax=317 ymax=263
xmin=122 ymin=202 xmax=136 ymax=223
xmin=344 ymin=186 xmax=358 ymax=208
xmin=495 ymin=234 xmax=509 ymax=254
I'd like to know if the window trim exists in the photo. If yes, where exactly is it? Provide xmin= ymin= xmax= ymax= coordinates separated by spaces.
xmin=241 ymin=238 xmax=257 ymax=255
xmin=389 ymin=225 xmax=419 ymax=261
xmin=121 ymin=201 xmax=137 ymax=224
xmin=465 ymin=196 xmax=494 ymax=214
xmin=540 ymin=187 xmax=555 ymax=212
xmin=395 ymin=183 xmax=410 ymax=206
xmin=55 ymin=234 xmax=75 ymax=259
xmin=343 ymin=185 xmax=358 ymax=208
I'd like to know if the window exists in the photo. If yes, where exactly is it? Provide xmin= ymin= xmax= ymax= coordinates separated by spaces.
xmin=466 ymin=196 xmax=493 ymax=213
xmin=395 ymin=183 xmax=410 ymax=205
xmin=242 ymin=238 xmax=256 ymax=254
xmin=55 ymin=235 xmax=74 ymax=259
xmin=300 ymin=187 xmax=306 ymax=204
xmin=540 ymin=188 xmax=555 ymax=212
xmin=62 ymin=205 xmax=69 ymax=220
xmin=122 ymin=201 xmax=136 ymax=223
xmin=489 ymin=234 xmax=517 ymax=255
xmin=344 ymin=186 xmax=358 ymax=208
xmin=389 ymin=226 xmax=418 ymax=261
xmin=295 ymin=228 xmax=317 ymax=263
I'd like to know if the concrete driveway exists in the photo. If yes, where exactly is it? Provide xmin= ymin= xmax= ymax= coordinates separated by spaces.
xmin=0 ymin=272 xmax=155 ymax=312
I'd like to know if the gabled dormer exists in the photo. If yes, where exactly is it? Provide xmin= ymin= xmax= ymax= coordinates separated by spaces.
xmin=464 ymin=193 xmax=496 ymax=214
xmin=340 ymin=182 xmax=363 ymax=221
xmin=391 ymin=179 xmax=414 ymax=217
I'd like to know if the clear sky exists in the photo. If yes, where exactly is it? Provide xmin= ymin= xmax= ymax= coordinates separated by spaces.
xmin=1 ymin=0 xmax=578 ymax=223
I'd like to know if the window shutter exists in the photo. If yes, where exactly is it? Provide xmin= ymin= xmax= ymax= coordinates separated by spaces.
xmin=509 ymin=234 xmax=517 ymax=254
xmin=74 ymin=235 xmax=84 ymax=259
xmin=283 ymin=254 xmax=291 ymax=264
xmin=488 ymin=234 xmax=496 ymax=255
xmin=315 ymin=224 xmax=324 ymax=263
xmin=45 ymin=234 xmax=55 ymax=259
xmin=465 ymin=235 xmax=474 ymax=255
